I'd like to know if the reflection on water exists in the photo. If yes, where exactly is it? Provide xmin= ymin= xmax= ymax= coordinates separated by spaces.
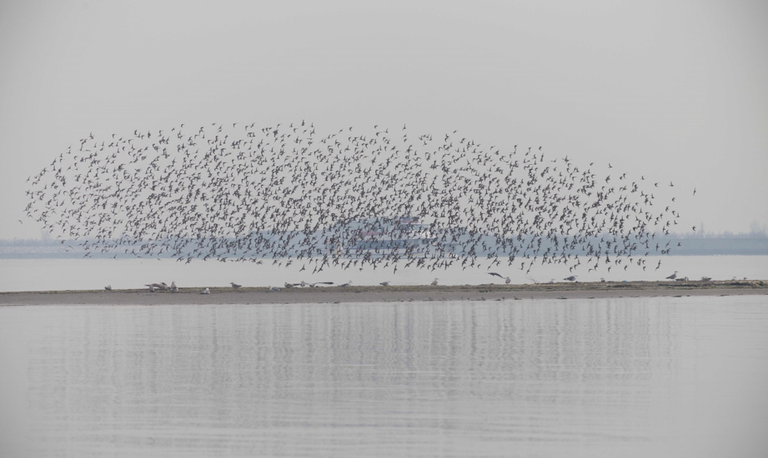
xmin=1 ymin=297 xmax=767 ymax=457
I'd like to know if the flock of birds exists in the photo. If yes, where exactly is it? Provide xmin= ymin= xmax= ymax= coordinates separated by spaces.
xmin=26 ymin=121 xmax=693 ymax=277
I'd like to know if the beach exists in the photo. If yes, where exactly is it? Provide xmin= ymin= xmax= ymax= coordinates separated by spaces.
xmin=2 ymin=280 xmax=765 ymax=306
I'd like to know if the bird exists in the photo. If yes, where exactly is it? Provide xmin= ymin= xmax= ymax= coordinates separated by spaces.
xmin=563 ymin=275 xmax=577 ymax=282
xmin=701 ymin=276 xmax=711 ymax=282
xmin=170 ymin=281 xmax=178 ymax=292
xmin=268 ymin=285 xmax=281 ymax=291
xmin=104 ymin=285 xmax=112 ymax=291
xmin=310 ymin=281 xmax=334 ymax=287
xmin=230 ymin=282 xmax=241 ymax=288
xmin=488 ymin=272 xmax=504 ymax=279
xmin=431 ymin=278 xmax=439 ymax=286
xmin=379 ymin=281 xmax=390 ymax=286
xmin=200 ymin=287 xmax=210 ymax=294
xmin=146 ymin=282 xmax=168 ymax=290
xmin=488 ymin=273 xmax=512 ymax=284
xmin=338 ymin=280 xmax=352 ymax=287
xmin=666 ymin=271 xmax=678 ymax=280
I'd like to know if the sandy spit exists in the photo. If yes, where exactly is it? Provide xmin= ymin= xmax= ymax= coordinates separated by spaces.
xmin=1 ymin=280 xmax=766 ymax=306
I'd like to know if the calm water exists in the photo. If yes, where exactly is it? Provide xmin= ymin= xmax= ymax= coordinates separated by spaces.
xmin=1 ymin=255 xmax=767 ymax=292
xmin=1 ymin=296 xmax=767 ymax=457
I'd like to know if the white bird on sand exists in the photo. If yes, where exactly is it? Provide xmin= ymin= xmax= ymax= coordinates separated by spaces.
xmin=380 ymin=281 xmax=390 ymax=286
xmin=337 ymin=280 xmax=352 ymax=287
xmin=268 ymin=285 xmax=281 ymax=291
xmin=666 ymin=271 xmax=678 ymax=280
xmin=200 ymin=287 xmax=210 ymax=295
xmin=431 ymin=278 xmax=439 ymax=286
xmin=230 ymin=282 xmax=242 ymax=289
xmin=563 ymin=275 xmax=577 ymax=282
xmin=105 ymin=285 xmax=112 ymax=291
xmin=701 ymin=276 xmax=712 ymax=282
xmin=170 ymin=281 xmax=178 ymax=292
xmin=146 ymin=282 xmax=168 ymax=291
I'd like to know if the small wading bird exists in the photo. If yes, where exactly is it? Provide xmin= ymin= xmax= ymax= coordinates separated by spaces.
xmin=295 ymin=280 xmax=334 ymax=287
xmin=666 ymin=271 xmax=678 ymax=280
xmin=200 ymin=287 xmax=210 ymax=295
xmin=230 ymin=282 xmax=241 ymax=289
xmin=146 ymin=282 xmax=168 ymax=291
xmin=564 ymin=275 xmax=577 ymax=282
xmin=431 ymin=278 xmax=439 ymax=286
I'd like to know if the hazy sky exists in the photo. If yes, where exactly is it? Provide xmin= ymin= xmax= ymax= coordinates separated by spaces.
xmin=1 ymin=0 xmax=766 ymax=240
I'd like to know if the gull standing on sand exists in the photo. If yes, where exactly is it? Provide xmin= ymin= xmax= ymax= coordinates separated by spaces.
xmin=431 ymin=278 xmax=439 ymax=286
xmin=666 ymin=271 xmax=678 ymax=280
xmin=230 ymin=282 xmax=242 ymax=289
xmin=200 ymin=287 xmax=210 ymax=294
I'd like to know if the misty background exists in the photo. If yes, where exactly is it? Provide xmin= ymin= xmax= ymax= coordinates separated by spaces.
xmin=1 ymin=0 xmax=766 ymax=242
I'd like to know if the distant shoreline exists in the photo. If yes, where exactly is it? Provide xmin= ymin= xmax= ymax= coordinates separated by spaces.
xmin=1 ymin=280 xmax=765 ymax=306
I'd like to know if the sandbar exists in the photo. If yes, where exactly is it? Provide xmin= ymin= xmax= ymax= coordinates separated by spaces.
xmin=1 ymin=280 xmax=766 ymax=306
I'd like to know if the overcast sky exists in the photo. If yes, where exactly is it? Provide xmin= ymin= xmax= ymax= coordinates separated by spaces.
xmin=1 ymin=0 xmax=766 ymax=240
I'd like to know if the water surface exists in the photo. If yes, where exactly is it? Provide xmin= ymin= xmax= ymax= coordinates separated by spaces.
xmin=1 ymin=296 xmax=767 ymax=457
